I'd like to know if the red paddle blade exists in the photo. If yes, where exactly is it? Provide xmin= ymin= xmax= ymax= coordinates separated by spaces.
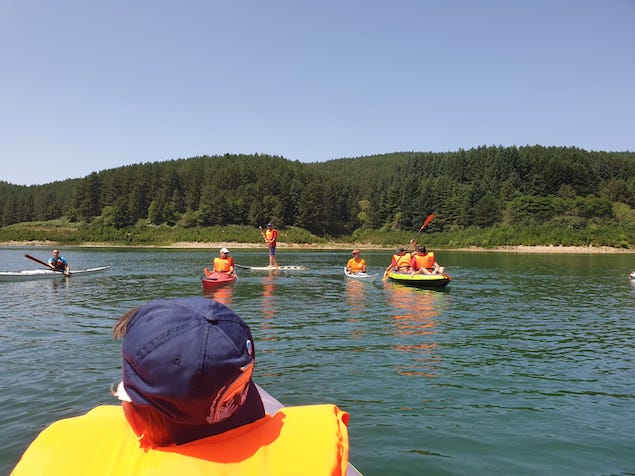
xmin=420 ymin=213 xmax=435 ymax=231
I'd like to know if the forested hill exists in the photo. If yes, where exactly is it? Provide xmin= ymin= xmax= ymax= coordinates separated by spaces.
xmin=1 ymin=145 xmax=634 ymax=243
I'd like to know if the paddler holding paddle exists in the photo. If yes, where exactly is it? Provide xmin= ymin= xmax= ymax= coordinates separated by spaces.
xmin=260 ymin=223 xmax=279 ymax=269
xmin=48 ymin=249 xmax=70 ymax=276
xmin=383 ymin=246 xmax=412 ymax=279
xmin=383 ymin=213 xmax=436 ymax=280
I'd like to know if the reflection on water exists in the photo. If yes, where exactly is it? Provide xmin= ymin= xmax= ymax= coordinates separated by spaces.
xmin=202 ymin=282 xmax=234 ymax=306
xmin=50 ymin=276 xmax=71 ymax=290
xmin=2 ymin=248 xmax=635 ymax=476
xmin=259 ymin=272 xmax=277 ymax=336
xmin=345 ymin=279 xmax=366 ymax=316
xmin=346 ymin=279 xmax=368 ymax=340
xmin=387 ymin=284 xmax=442 ymax=378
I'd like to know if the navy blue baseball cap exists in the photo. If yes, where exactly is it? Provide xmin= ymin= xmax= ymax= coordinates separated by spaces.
xmin=115 ymin=297 xmax=265 ymax=444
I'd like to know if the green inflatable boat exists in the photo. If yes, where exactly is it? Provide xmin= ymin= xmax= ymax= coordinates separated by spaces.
xmin=387 ymin=271 xmax=451 ymax=289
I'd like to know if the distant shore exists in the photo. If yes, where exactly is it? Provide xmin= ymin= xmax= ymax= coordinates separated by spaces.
xmin=1 ymin=241 xmax=634 ymax=254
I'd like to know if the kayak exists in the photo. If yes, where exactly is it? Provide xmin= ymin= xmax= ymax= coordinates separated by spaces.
xmin=201 ymin=271 xmax=237 ymax=289
xmin=344 ymin=268 xmax=379 ymax=280
xmin=0 ymin=266 xmax=110 ymax=282
xmin=386 ymin=270 xmax=451 ymax=289
xmin=236 ymin=264 xmax=309 ymax=271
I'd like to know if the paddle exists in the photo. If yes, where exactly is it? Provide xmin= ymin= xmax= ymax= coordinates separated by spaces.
xmin=24 ymin=254 xmax=68 ymax=275
xmin=234 ymin=264 xmax=252 ymax=270
xmin=406 ymin=213 xmax=435 ymax=251
xmin=383 ymin=214 xmax=436 ymax=281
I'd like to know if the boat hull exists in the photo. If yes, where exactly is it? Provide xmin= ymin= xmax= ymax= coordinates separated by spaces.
xmin=344 ymin=268 xmax=378 ymax=280
xmin=201 ymin=272 xmax=237 ymax=289
xmin=387 ymin=271 xmax=451 ymax=289
xmin=0 ymin=266 xmax=110 ymax=282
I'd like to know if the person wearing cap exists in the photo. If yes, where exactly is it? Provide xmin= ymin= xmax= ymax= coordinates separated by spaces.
xmin=383 ymin=246 xmax=412 ymax=278
xmin=212 ymin=247 xmax=235 ymax=275
xmin=11 ymin=297 xmax=351 ymax=475
xmin=260 ymin=223 xmax=279 ymax=268
xmin=346 ymin=249 xmax=366 ymax=274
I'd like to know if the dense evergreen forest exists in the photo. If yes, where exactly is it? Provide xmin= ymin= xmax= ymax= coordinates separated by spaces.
xmin=1 ymin=145 xmax=634 ymax=248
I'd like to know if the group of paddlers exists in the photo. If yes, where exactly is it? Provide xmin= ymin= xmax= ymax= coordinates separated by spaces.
xmin=208 ymin=223 xmax=279 ymax=275
xmin=344 ymin=240 xmax=445 ymax=278
xmin=383 ymin=240 xmax=445 ymax=277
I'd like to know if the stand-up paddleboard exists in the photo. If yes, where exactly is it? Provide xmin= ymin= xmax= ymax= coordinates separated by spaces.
xmin=235 ymin=264 xmax=308 ymax=271
xmin=344 ymin=268 xmax=379 ymax=280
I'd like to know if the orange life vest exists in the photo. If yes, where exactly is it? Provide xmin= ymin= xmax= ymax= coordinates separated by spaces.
xmin=394 ymin=253 xmax=411 ymax=270
xmin=12 ymin=404 xmax=349 ymax=476
xmin=213 ymin=257 xmax=233 ymax=272
xmin=265 ymin=229 xmax=277 ymax=246
xmin=346 ymin=257 xmax=366 ymax=273
xmin=414 ymin=252 xmax=435 ymax=270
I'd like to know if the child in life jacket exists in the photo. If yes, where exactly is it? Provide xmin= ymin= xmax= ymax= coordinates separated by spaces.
xmin=411 ymin=245 xmax=445 ymax=275
xmin=12 ymin=297 xmax=351 ymax=476
xmin=383 ymin=247 xmax=413 ymax=278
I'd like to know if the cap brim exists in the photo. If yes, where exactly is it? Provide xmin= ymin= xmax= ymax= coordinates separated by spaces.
xmin=166 ymin=380 xmax=265 ymax=445
xmin=113 ymin=380 xmax=132 ymax=402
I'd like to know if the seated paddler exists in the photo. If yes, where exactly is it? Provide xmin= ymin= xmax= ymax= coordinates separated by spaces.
xmin=383 ymin=246 xmax=412 ymax=278
xmin=212 ymin=247 xmax=235 ymax=274
xmin=11 ymin=296 xmax=351 ymax=476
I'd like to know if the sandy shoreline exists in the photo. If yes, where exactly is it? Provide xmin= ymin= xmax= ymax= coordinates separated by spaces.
xmin=1 ymin=241 xmax=633 ymax=254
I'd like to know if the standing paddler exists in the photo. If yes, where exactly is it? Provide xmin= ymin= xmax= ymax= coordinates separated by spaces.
xmin=260 ymin=223 xmax=279 ymax=269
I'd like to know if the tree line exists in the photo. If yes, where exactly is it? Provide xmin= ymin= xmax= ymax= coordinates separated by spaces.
xmin=1 ymin=145 xmax=634 ymax=243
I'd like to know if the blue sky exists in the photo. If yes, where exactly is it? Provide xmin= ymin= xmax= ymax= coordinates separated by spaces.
xmin=1 ymin=0 xmax=634 ymax=185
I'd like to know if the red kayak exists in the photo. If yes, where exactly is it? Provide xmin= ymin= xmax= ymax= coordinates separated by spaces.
xmin=201 ymin=269 xmax=237 ymax=289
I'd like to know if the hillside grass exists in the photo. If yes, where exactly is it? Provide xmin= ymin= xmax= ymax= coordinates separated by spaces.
xmin=1 ymin=219 xmax=633 ymax=250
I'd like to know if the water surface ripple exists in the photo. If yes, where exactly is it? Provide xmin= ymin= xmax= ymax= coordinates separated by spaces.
xmin=1 ymin=247 xmax=634 ymax=475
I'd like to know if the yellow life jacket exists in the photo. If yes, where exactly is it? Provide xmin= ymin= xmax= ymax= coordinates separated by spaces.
xmin=395 ymin=253 xmax=411 ymax=270
xmin=213 ymin=257 xmax=232 ymax=272
xmin=265 ymin=229 xmax=277 ymax=245
xmin=12 ymin=404 xmax=349 ymax=476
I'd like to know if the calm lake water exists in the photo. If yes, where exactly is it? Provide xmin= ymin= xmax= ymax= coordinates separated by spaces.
xmin=1 ymin=246 xmax=634 ymax=475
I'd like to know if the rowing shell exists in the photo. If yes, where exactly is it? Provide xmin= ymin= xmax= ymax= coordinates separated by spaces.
xmin=0 ymin=266 xmax=110 ymax=282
